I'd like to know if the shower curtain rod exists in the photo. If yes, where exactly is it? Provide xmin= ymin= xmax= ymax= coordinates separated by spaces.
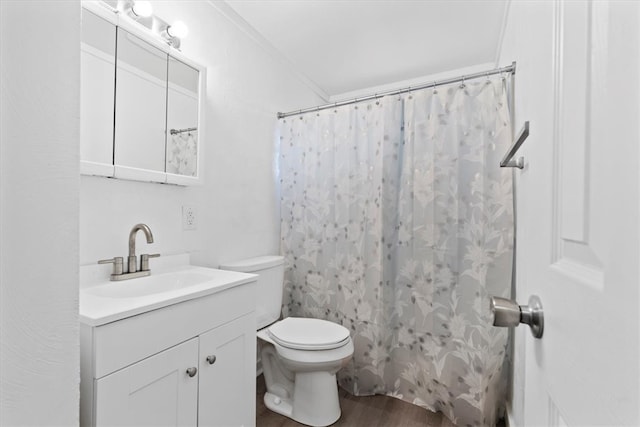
xmin=277 ymin=61 xmax=516 ymax=119
xmin=170 ymin=127 xmax=197 ymax=135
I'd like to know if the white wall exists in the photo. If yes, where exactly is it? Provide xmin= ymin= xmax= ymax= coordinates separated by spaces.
xmin=0 ymin=1 xmax=80 ymax=425
xmin=80 ymin=1 xmax=325 ymax=267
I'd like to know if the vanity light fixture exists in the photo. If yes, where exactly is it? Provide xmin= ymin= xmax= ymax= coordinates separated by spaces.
xmin=161 ymin=21 xmax=189 ymax=49
xmin=117 ymin=0 xmax=189 ymax=51
xmin=167 ymin=21 xmax=188 ymax=39
xmin=129 ymin=0 xmax=152 ymax=18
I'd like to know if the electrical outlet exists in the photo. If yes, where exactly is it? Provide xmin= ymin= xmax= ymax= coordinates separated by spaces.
xmin=182 ymin=205 xmax=197 ymax=230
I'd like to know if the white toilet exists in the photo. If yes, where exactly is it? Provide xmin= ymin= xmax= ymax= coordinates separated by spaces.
xmin=219 ymin=256 xmax=354 ymax=427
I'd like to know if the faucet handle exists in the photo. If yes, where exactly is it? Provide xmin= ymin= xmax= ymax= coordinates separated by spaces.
xmin=140 ymin=253 xmax=161 ymax=272
xmin=98 ymin=257 xmax=124 ymax=276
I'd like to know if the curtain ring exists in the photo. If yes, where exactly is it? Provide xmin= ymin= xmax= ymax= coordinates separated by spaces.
xmin=432 ymin=81 xmax=438 ymax=94
xmin=460 ymin=76 xmax=466 ymax=89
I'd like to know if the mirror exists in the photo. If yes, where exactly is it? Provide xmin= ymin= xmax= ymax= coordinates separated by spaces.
xmin=114 ymin=28 xmax=168 ymax=176
xmin=166 ymin=57 xmax=199 ymax=178
xmin=80 ymin=9 xmax=116 ymax=175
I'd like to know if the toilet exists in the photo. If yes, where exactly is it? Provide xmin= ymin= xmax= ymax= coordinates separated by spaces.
xmin=219 ymin=256 xmax=354 ymax=427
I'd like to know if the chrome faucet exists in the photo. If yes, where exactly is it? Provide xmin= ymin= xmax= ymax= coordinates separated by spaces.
xmin=128 ymin=223 xmax=154 ymax=273
xmin=98 ymin=223 xmax=160 ymax=281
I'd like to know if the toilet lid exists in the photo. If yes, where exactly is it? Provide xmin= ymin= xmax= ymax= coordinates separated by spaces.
xmin=268 ymin=318 xmax=351 ymax=351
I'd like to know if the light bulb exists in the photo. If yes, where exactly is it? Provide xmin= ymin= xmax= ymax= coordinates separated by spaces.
xmin=167 ymin=21 xmax=188 ymax=39
xmin=131 ymin=1 xmax=153 ymax=18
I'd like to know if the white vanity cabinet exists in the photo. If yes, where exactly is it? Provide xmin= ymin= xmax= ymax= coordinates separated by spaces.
xmin=198 ymin=315 xmax=256 ymax=427
xmin=94 ymin=338 xmax=199 ymax=426
xmin=80 ymin=278 xmax=257 ymax=427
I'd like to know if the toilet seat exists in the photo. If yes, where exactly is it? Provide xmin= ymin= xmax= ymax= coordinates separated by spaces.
xmin=267 ymin=317 xmax=351 ymax=351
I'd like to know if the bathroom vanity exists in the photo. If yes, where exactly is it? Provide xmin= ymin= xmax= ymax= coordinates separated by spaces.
xmin=79 ymin=255 xmax=257 ymax=426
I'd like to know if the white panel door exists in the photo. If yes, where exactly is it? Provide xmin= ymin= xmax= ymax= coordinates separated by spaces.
xmin=198 ymin=315 xmax=256 ymax=427
xmin=94 ymin=338 xmax=198 ymax=426
xmin=517 ymin=1 xmax=640 ymax=425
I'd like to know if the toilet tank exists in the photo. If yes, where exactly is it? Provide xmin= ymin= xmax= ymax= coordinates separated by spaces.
xmin=219 ymin=255 xmax=284 ymax=330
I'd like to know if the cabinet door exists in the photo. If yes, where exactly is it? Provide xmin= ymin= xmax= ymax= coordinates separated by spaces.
xmin=113 ymin=27 xmax=168 ymax=182
xmin=80 ymin=8 xmax=116 ymax=177
xmin=199 ymin=315 xmax=256 ymax=427
xmin=94 ymin=338 xmax=198 ymax=426
xmin=166 ymin=56 xmax=200 ymax=184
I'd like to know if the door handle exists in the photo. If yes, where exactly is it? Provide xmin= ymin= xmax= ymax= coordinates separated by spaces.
xmin=490 ymin=295 xmax=544 ymax=339
xmin=186 ymin=367 xmax=198 ymax=377
xmin=206 ymin=355 xmax=216 ymax=365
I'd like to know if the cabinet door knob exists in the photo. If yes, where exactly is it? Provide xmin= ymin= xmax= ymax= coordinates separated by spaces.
xmin=206 ymin=355 xmax=216 ymax=365
xmin=186 ymin=367 xmax=198 ymax=377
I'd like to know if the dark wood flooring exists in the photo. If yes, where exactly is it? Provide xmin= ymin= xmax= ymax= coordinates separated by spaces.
xmin=256 ymin=374 xmax=457 ymax=427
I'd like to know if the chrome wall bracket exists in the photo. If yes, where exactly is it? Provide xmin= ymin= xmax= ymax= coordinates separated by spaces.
xmin=500 ymin=121 xmax=529 ymax=169
xmin=490 ymin=295 xmax=544 ymax=339
xmin=502 ymin=157 xmax=525 ymax=169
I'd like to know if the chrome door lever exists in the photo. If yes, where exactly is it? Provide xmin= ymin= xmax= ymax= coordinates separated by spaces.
xmin=490 ymin=295 xmax=544 ymax=339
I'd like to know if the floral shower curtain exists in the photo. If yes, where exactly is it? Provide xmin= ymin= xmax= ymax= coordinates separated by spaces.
xmin=278 ymin=76 xmax=513 ymax=426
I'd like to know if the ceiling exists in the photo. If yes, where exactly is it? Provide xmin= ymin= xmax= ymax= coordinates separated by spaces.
xmin=224 ymin=0 xmax=509 ymax=98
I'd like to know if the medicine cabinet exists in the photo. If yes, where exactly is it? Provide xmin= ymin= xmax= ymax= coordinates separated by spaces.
xmin=80 ymin=2 xmax=204 ymax=185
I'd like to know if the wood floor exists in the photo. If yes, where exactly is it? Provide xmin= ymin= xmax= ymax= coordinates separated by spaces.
xmin=256 ymin=375 xmax=457 ymax=427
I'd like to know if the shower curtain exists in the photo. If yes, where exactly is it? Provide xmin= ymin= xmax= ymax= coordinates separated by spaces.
xmin=278 ymin=76 xmax=513 ymax=426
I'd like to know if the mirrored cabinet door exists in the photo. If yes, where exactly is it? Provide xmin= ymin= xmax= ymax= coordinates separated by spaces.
xmin=80 ymin=9 xmax=116 ymax=176
xmin=166 ymin=57 xmax=200 ymax=181
xmin=114 ymin=28 xmax=168 ymax=181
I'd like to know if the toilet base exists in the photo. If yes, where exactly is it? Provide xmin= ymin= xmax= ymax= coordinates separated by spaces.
xmin=264 ymin=391 xmax=294 ymax=420
xmin=264 ymin=370 xmax=341 ymax=427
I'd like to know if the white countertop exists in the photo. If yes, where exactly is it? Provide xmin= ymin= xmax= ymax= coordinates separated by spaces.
xmin=80 ymin=254 xmax=257 ymax=326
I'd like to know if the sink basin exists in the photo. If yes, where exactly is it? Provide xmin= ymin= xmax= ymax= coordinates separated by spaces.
xmin=84 ymin=270 xmax=217 ymax=299
xmin=80 ymin=262 xmax=257 ymax=326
